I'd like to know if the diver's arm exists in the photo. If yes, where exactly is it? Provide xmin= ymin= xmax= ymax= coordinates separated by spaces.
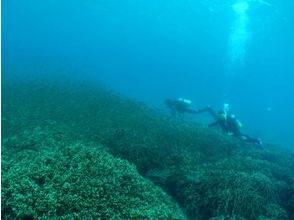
xmin=205 ymin=106 xmax=218 ymax=119
xmin=186 ymin=109 xmax=203 ymax=114
xmin=181 ymin=106 xmax=211 ymax=114
xmin=194 ymin=107 xmax=210 ymax=114
xmin=193 ymin=106 xmax=218 ymax=118
xmin=187 ymin=106 xmax=211 ymax=114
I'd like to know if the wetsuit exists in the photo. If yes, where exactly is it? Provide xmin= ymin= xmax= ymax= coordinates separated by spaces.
xmin=201 ymin=107 xmax=263 ymax=148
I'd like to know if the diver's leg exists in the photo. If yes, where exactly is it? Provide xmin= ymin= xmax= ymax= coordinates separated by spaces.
xmin=240 ymin=134 xmax=264 ymax=149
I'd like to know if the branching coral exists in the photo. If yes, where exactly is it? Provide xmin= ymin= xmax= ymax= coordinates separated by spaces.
xmin=2 ymin=141 xmax=186 ymax=220
xmin=2 ymin=81 xmax=294 ymax=220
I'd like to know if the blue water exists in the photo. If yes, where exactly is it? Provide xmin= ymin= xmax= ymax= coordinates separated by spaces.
xmin=3 ymin=0 xmax=294 ymax=150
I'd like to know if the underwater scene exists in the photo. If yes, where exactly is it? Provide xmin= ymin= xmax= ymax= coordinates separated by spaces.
xmin=2 ymin=0 xmax=294 ymax=219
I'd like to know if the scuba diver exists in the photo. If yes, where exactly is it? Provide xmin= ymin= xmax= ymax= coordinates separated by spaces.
xmin=198 ymin=103 xmax=264 ymax=148
xmin=165 ymin=98 xmax=200 ymax=117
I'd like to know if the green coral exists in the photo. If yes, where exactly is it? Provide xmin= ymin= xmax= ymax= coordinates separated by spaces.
xmin=2 ymin=81 xmax=294 ymax=220
xmin=2 ymin=139 xmax=185 ymax=219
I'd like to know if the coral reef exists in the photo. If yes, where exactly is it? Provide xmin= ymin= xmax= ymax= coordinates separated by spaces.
xmin=2 ymin=132 xmax=185 ymax=219
xmin=2 ymin=81 xmax=294 ymax=219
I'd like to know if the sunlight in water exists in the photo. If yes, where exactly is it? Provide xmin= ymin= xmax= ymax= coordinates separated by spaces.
xmin=229 ymin=0 xmax=250 ymax=65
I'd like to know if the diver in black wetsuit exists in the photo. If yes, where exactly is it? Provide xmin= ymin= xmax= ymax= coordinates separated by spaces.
xmin=165 ymin=98 xmax=200 ymax=117
xmin=197 ymin=104 xmax=263 ymax=148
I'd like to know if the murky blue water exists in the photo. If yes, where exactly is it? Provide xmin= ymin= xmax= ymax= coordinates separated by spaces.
xmin=3 ymin=0 xmax=294 ymax=150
